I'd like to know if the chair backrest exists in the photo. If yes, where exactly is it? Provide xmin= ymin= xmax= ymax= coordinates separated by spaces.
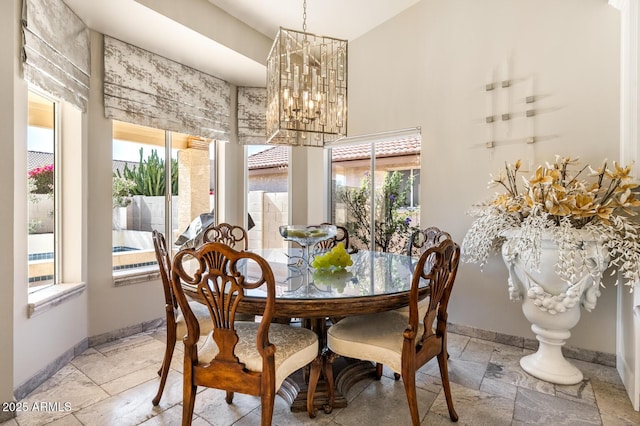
xmin=152 ymin=230 xmax=178 ymax=311
xmin=406 ymin=226 xmax=452 ymax=257
xmin=202 ymin=223 xmax=249 ymax=250
xmin=315 ymin=223 xmax=354 ymax=253
xmin=170 ymin=241 xmax=276 ymax=384
xmin=408 ymin=238 xmax=460 ymax=344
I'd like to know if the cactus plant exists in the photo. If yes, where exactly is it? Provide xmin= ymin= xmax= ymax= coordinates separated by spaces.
xmin=115 ymin=148 xmax=178 ymax=196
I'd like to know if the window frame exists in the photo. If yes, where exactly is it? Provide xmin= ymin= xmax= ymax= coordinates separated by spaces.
xmin=26 ymin=89 xmax=86 ymax=317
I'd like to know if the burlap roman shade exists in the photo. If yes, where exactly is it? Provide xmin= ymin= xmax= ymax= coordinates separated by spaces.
xmin=103 ymin=36 xmax=230 ymax=140
xmin=21 ymin=0 xmax=91 ymax=111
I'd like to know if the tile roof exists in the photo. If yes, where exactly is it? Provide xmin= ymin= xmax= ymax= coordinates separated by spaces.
xmin=28 ymin=151 xmax=136 ymax=175
xmin=248 ymin=136 xmax=420 ymax=170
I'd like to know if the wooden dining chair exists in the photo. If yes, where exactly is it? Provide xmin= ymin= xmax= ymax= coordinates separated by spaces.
xmin=407 ymin=226 xmax=452 ymax=257
xmin=201 ymin=222 xmax=249 ymax=250
xmin=391 ymin=226 xmax=454 ymax=379
xmin=171 ymin=241 xmax=321 ymax=425
xmin=314 ymin=223 xmax=357 ymax=253
xmin=397 ymin=227 xmax=453 ymax=317
xmin=201 ymin=222 xmax=256 ymax=322
xmin=151 ymin=230 xmax=214 ymax=406
xmin=324 ymin=238 xmax=461 ymax=425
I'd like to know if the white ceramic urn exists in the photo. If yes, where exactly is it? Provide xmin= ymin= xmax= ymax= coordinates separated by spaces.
xmin=501 ymin=229 xmax=608 ymax=385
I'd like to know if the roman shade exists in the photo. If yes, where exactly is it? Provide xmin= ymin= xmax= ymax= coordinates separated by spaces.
xmin=103 ymin=36 xmax=230 ymax=140
xmin=237 ymin=87 xmax=268 ymax=145
xmin=21 ymin=0 xmax=91 ymax=111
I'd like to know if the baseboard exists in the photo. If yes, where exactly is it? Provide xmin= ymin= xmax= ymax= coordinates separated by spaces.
xmin=448 ymin=322 xmax=616 ymax=367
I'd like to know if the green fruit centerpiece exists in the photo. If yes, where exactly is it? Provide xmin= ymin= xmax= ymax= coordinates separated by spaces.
xmin=311 ymin=243 xmax=353 ymax=270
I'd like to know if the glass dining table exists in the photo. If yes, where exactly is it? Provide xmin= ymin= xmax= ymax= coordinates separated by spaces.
xmin=181 ymin=247 xmax=427 ymax=413
xmin=231 ymin=248 xmax=426 ymax=318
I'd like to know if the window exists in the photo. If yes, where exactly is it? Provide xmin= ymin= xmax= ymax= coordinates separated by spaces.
xmin=330 ymin=136 xmax=421 ymax=253
xmin=246 ymin=145 xmax=289 ymax=250
xmin=112 ymin=120 xmax=215 ymax=275
xmin=27 ymin=91 xmax=57 ymax=291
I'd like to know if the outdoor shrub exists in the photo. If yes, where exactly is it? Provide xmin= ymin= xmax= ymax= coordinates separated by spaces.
xmin=338 ymin=170 xmax=418 ymax=253
xmin=28 ymin=164 xmax=54 ymax=194
xmin=115 ymin=148 xmax=178 ymax=196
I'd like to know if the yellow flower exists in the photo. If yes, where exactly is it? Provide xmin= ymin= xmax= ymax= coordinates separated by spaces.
xmin=608 ymin=161 xmax=633 ymax=180
xmin=528 ymin=166 xmax=554 ymax=186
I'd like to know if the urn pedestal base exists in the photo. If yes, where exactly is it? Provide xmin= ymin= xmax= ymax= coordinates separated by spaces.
xmin=520 ymin=324 xmax=583 ymax=385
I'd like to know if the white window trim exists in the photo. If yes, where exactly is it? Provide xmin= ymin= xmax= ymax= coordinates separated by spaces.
xmin=113 ymin=267 xmax=160 ymax=287
xmin=28 ymin=282 xmax=85 ymax=318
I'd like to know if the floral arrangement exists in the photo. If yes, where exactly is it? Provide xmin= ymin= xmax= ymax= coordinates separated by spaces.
xmin=462 ymin=156 xmax=640 ymax=289
xmin=28 ymin=164 xmax=54 ymax=194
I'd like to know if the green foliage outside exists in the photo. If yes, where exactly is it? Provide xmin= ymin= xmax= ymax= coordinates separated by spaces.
xmin=112 ymin=176 xmax=136 ymax=207
xmin=114 ymin=148 xmax=178 ymax=196
xmin=337 ymin=171 xmax=418 ymax=253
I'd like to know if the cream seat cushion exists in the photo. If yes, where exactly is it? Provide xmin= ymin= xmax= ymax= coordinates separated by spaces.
xmin=327 ymin=311 xmax=413 ymax=374
xmin=176 ymin=301 xmax=214 ymax=339
xmin=198 ymin=322 xmax=318 ymax=390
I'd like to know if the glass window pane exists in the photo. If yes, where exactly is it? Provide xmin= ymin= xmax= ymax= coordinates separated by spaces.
xmin=331 ymin=137 xmax=421 ymax=253
xmin=247 ymin=145 xmax=289 ymax=250
xmin=112 ymin=121 xmax=176 ymax=273
xmin=28 ymin=91 xmax=56 ymax=290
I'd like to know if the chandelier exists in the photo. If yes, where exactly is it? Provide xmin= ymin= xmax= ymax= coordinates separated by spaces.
xmin=266 ymin=0 xmax=348 ymax=147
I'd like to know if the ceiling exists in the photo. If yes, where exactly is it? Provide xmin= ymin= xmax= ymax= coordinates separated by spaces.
xmin=205 ymin=0 xmax=421 ymax=41
xmin=64 ymin=0 xmax=420 ymax=87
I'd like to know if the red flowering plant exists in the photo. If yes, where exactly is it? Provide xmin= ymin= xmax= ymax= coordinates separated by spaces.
xmin=28 ymin=164 xmax=54 ymax=195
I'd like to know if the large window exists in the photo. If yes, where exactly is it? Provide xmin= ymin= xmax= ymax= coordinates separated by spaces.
xmin=330 ymin=136 xmax=421 ymax=253
xmin=112 ymin=120 xmax=215 ymax=274
xmin=27 ymin=91 xmax=57 ymax=290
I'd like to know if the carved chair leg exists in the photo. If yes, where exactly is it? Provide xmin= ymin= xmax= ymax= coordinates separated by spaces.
xmin=437 ymin=351 xmax=459 ymax=422
xmin=182 ymin=381 xmax=197 ymax=426
xmin=153 ymin=316 xmax=177 ymax=405
xmin=306 ymin=356 xmax=322 ymax=418
xmin=323 ymin=350 xmax=339 ymax=414
xmin=375 ymin=363 xmax=383 ymax=380
xmin=225 ymin=391 xmax=234 ymax=404
xmin=401 ymin=370 xmax=420 ymax=426
xmin=394 ymin=372 xmax=401 ymax=381
xmin=261 ymin=391 xmax=276 ymax=426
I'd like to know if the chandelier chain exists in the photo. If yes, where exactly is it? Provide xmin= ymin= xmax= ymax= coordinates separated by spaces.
xmin=302 ymin=0 xmax=307 ymax=32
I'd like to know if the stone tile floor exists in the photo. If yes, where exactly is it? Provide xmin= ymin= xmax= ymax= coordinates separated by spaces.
xmin=2 ymin=327 xmax=639 ymax=425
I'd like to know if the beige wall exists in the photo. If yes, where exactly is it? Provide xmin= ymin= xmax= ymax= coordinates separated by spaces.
xmin=0 ymin=0 xmax=18 ymax=410
xmin=348 ymin=0 xmax=620 ymax=353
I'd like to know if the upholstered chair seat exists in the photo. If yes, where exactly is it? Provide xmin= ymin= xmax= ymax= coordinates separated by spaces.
xmin=198 ymin=322 xmax=318 ymax=390
xmin=327 ymin=311 xmax=417 ymax=374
